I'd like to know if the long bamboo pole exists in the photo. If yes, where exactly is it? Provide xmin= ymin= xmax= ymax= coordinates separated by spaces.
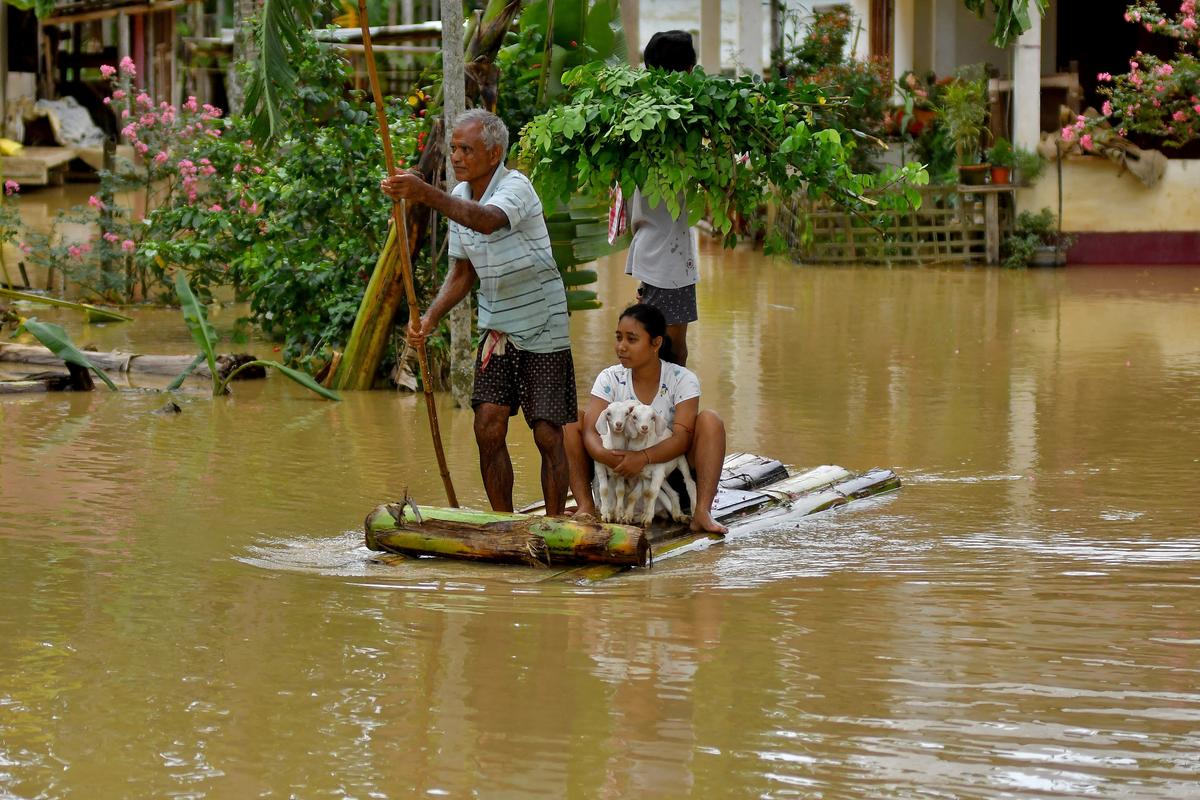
xmin=357 ymin=0 xmax=458 ymax=508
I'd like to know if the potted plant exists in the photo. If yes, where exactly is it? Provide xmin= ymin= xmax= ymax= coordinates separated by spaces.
xmin=1012 ymin=146 xmax=1044 ymax=185
xmin=1003 ymin=208 xmax=1076 ymax=267
xmin=939 ymin=65 xmax=990 ymax=185
xmin=985 ymin=137 xmax=1015 ymax=184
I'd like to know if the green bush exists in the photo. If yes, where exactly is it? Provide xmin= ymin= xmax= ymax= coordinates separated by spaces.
xmin=136 ymin=38 xmax=427 ymax=366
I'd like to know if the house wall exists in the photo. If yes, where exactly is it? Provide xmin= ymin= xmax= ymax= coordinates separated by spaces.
xmin=1020 ymin=157 xmax=1200 ymax=264
xmin=1020 ymin=157 xmax=1200 ymax=232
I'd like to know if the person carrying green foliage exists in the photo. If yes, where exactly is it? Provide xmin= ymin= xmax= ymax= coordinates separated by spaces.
xmin=381 ymin=109 xmax=575 ymax=516
xmin=620 ymin=30 xmax=702 ymax=367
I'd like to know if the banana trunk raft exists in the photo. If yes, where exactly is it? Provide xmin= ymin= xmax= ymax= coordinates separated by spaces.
xmin=364 ymin=454 xmax=900 ymax=576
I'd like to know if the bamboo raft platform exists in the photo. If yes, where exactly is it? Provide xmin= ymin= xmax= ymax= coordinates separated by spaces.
xmin=364 ymin=454 xmax=901 ymax=581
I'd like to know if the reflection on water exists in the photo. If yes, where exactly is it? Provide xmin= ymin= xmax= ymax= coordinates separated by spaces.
xmin=2 ymin=241 xmax=1199 ymax=797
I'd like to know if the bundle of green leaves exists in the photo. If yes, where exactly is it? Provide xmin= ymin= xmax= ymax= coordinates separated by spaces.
xmin=518 ymin=63 xmax=927 ymax=252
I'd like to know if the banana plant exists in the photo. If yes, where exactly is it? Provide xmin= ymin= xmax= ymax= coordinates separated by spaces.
xmin=11 ymin=317 xmax=118 ymax=390
xmin=173 ymin=272 xmax=341 ymax=400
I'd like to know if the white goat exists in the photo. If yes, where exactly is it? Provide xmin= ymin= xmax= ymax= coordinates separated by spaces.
xmin=622 ymin=403 xmax=697 ymax=526
xmin=593 ymin=399 xmax=637 ymax=521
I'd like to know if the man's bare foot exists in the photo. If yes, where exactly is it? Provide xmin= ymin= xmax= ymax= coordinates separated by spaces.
xmin=689 ymin=510 xmax=728 ymax=535
xmin=572 ymin=501 xmax=598 ymax=519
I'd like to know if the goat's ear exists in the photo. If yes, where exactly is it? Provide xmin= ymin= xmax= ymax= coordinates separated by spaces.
xmin=655 ymin=413 xmax=669 ymax=437
xmin=594 ymin=408 xmax=610 ymax=435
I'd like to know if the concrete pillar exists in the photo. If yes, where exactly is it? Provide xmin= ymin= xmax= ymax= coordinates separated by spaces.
xmin=700 ymin=0 xmax=721 ymax=73
xmin=893 ymin=0 xmax=915 ymax=83
xmin=117 ymin=12 xmax=130 ymax=62
xmin=1012 ymin=8 xmax=1042 ymax=151
xmin=931 ymin=0 xmax=956 ymax=77
xmin=737 ymin=0 xmax=763 ymax=77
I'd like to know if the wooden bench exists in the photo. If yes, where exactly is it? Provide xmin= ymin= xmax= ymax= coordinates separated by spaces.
xmin=0 ymin=146 xmax=76 ymax=185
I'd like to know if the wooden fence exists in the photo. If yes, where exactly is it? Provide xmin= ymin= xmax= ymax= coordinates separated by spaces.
xmin=779 ymin=185 xmax=1014 ymax=266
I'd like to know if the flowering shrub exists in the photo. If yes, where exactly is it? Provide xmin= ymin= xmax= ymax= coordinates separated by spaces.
xmin=1070 ymin=1 xmax=1200 ymax=148
xmin=1 ymin=180 xmax=24 ymax=289
xmin=773 ymin=5 xmax=892 ymax=172
xmin=18 ymin=56 xmax=228 ymax=301
xmin=135 ymin=38 xmax=427 ymax=366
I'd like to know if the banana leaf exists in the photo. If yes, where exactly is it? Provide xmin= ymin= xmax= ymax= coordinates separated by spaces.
xmin=12 ymin=318 xmax=118 ymax=390
xmin=0 ymin=288 xmax=132 ymax=323
xmin=218 ymin=359 xmax=341 ymax=401
xmin=173 ymin=272 xmax=220 ymax=394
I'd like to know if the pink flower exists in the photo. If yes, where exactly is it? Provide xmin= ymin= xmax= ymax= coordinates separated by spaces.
xmin=1061 ymin=126 xmax=1076 ymax=142
xmin=233 ymin=163 xmax=243 ymax=173
xmin=1174 ymin=110 xmax=1188 ymax=122
xmin=87 ymin=195 xmax=105 ymax=209
xmin=119 ymin=56 xmax=136 ymax=75
xmin=1097 ymin=72 xmax=1112 ymax=82
xmin=251 ymin=166 xmax=263 ymax=174
xmin=103 ymin=232 xmax=119 ymax=243
xmin=121 ymin=239 xmax=136 ymax=252
xmin=135 ymin=92 xmax=152 ymax=107
xmin=135 ymin=142 xmax=149 ymax=155
xmin=68 ymin=245 xmax=82 ymax=258
xmin=18 ymin=242 xmax=31 ymax=254
xmin=1102 ymin=100 xmax=1114 ymax=116
xmin=1080 ymin=134 xmax=1094 ymax=151
xmin=100 ymin=64 xmax=116 ymax=78
xmin=1157 ymin=64 xmax=1174 ymax=77
xmin=154 ymin=151 xmax=169 ymax=164
xmin=1194 ymin=104 xmax=1200 ymax=114
xmin=209 ymin=204 xmax=223 ymax=212
xmin=1184 ymin=17 xmax=1197 ymax=30
xmin=112 ymin=89 xmax=126 ymax=101
xmin=3 ymin=179 xmax=18 ymax=195
xmin=120 ymin=124 xmax=137 ymax=139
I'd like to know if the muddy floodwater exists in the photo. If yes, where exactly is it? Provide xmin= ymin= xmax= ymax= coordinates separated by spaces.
xmin=2 ymin=239 xmax=1199 ymax=798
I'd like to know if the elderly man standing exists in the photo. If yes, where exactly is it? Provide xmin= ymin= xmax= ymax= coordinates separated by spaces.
xmin=381 ymin=109 xmax=575 ymax=516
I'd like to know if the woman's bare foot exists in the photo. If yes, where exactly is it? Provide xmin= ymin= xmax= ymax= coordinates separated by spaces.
xmin=573 ymin=500 xmax=598 ymax=519
xmin=689 ymin=509 xmax=728 ymax=535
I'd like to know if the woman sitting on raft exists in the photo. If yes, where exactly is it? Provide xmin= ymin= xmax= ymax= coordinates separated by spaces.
xmin=565 ymin=303 xmax=729 ymax=534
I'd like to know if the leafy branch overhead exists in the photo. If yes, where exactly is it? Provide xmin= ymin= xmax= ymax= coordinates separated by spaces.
xmin=518 ymin=63 xmax=927 ymax=253
xmin=963 ymin=0 xmax=1049 ymax=47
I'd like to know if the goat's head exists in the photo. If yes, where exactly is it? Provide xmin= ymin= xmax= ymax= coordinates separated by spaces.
xmin=628 ymin=403 xmax=664 ymax=440
xmin=597 ymin=399 xmax=636 ymax=436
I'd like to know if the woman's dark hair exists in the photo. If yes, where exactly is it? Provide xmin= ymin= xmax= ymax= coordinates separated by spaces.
xmin=643 ymin=30 xmax=697 ymax=73
xmin=620 ymin=303 xmax=679 ymax=364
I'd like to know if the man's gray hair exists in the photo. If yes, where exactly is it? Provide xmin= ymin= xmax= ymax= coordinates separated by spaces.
xmin=454 ymin=109 xmax=509 ymax=155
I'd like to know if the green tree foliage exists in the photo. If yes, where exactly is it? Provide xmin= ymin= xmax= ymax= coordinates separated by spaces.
xmin=963 ymin=0 xmax=1048 ymax=47
xmin=519 ymin=63 xmax=927 ymax=253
